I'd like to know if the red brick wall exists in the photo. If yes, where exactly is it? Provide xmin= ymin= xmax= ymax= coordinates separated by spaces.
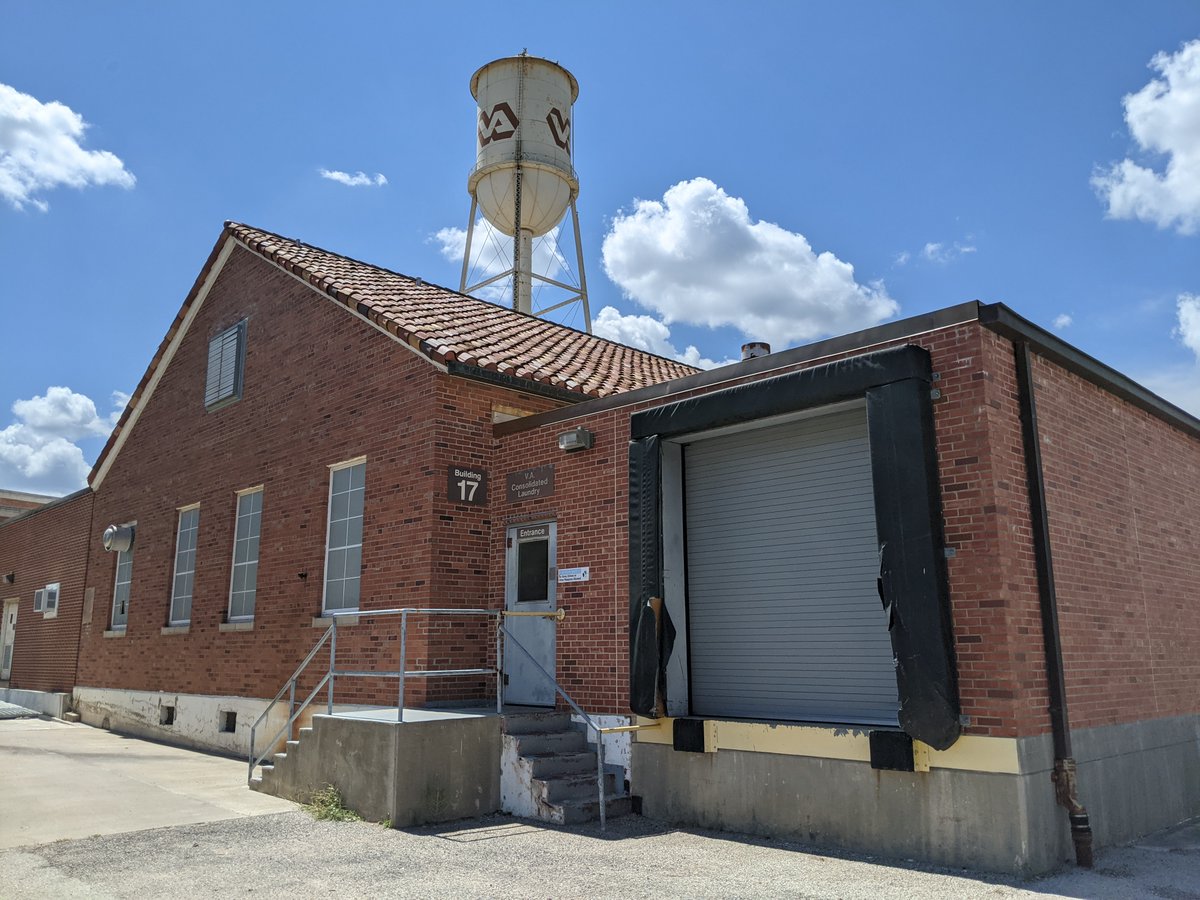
xmin=76 ymin=245 xmax=559 ymax=704
xmin=0 ymin=490 xmax=93 ymax=692
xmin=491 ymin=323 xmax=1058 ymax=731
xmin=1031 ymin=352 xmax=1200 ymax=729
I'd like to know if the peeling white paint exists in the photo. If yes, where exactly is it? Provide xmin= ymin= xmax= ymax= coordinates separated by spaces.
xmin=72 ymin=685 xmax=290 ymax=757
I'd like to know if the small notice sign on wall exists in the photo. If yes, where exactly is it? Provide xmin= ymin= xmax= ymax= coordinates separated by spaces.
xmin=507 ymin=465 xmax=555 ymax=502
xmin=558 ymin=566 xmax=590 ymax=583
xmin=447 ymin=465 xmax=488 ymax=505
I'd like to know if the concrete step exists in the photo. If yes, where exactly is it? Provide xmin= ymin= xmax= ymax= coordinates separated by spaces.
xmin=524 ymin=749 xmax=597 ymax=778
xmin=273 ymin=752 xmax=288 ymax=763
xmin=285 ymin=740 xmax=300 ymax=750
xmin=514 ymin=730 xmax=587 ymax=755
xmin=503 ymin=712 xmax=572 ymax=735
xmin=537 ymin=770 xmax=619 ymax=803
xmin=553 ymin=793 xmax=632 ymax=825
xmin=298 ymin=727 xmax=313 ymax=738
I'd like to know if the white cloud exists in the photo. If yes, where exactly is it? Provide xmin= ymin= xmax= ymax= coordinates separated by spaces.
xmin=893 ymin=251 xmax=911 ymax=266
xmin=593 ymin=306 xmax=738 ymax=370
xmin=0 ymin=387 xmax=124 ymax=494
xmin=0 ymin=82 xmax=135 ymax=212
xmin=1142 ymin=293 xmax=1200 ymax=417
xmin=1177 ymin=293 xmax=1200 ymax=357
xmin=434 ymin=218 xmax=570 ymax=304
xmin=319 ymin=169 xmax=388 ymax=187
xmin=601 ymin=178 xmax=897 ymax=345
xmin=1143 ymin=366 xmax=1200 ymax=416
xmin=921 ymin=241 xmax=976 ymax=264
xmin=1092 ymin=39 xmax=1200 ymax=235
xmin=1053 ymin=313 xmax=1073 ymax=330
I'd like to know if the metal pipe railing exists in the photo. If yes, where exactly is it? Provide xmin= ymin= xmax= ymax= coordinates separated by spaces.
xmin=248 ymin=607 xmax=501 ymax=783
xmin=248 ymin=604 xmax=645 ymax=834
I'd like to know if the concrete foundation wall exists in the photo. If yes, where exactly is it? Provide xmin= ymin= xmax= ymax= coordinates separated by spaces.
xmin=1026 ymin=714 xmax=1200 ymax=858
xmin=260 ymin=713 xmax=501 ymax=826
xmin=0 ymin=687 xmax=69 ymax=718
xmin=72 ymin=685 xmax=287 ymax=757
xmin=633 ymin=713 xmax=1200 ymax=875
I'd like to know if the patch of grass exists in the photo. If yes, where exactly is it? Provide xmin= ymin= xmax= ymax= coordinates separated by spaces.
xmin=304 ymin=784 xmax=361 ymax=823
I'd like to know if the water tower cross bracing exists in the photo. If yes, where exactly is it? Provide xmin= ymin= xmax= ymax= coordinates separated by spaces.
xmin=460 ymin=53 xmax=592 ymax=333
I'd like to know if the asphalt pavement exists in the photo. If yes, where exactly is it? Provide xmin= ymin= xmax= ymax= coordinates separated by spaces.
xmin=1 ymin=718 xmax=1197 ymax=899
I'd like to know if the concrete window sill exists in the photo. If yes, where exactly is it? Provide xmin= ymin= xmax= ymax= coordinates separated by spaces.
xmin=311 ymin=614 xmax=360 ymax=628
xmin=161 ymin=625 xmax=190 ymax=636
xmin=102 ymin=629 xmax=126 ymax=639
xmin=219 ymin=621 xmax=254 ymax=633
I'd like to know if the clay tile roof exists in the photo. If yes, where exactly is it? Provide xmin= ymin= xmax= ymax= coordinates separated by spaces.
xmin=225 ymin=222 xmax=700 ymax=399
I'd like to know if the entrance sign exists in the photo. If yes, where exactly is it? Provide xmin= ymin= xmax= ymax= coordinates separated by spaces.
xmin=447 ymin=465 xmax=488 ymax=505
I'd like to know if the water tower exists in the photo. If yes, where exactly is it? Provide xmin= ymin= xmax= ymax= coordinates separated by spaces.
xmin=459 ymin=53 xmax=592 ymax=333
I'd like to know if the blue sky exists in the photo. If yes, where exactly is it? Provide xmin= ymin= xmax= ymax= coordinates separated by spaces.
xmin=3 ymin=3 xmax=1199 ymax=495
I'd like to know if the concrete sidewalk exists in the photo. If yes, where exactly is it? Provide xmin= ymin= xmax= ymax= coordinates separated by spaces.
xmin=0 ymin=718 xmax=294 ymax=849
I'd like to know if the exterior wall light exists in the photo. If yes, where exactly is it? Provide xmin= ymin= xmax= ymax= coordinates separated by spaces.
xmin=557 ymin=426 xmax=594 ymax=453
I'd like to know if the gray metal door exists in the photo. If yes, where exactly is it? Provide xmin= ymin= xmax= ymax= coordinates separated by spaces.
xmin=504 ymin=522 xmax=557 ymax=706
xmin=684 ymin=406 xmax=899 ymax=725
xmin=1 ymin=600 xmax=16 ymax=680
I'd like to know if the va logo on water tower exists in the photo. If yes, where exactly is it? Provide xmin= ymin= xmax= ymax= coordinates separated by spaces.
xmin=546 ymin=108 xmax=571 ymax=152
xmin=478 ymin=102 xmax=519 ymax=147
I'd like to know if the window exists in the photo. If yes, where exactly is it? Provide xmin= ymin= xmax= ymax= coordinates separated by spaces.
xmin=228 ymin=489 xmax=262 ymax=621
xmin=169 ymin=506 xmax=200 ymax=625
xmin=34 ymin=584 xmax=60 ymax=616
xmin=112 ymin=546 xmax=133 ymax=629
xmin=323 ymin=460 xmax=365 ymax=613
xmin=43 ymin=583 xmax=59 ymax=619
xmin=205 ymin=320 xmax=246 ymax=409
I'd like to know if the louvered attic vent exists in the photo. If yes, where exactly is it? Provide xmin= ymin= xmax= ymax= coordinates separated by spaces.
xmin=205 ymin=320 xmax=246 ymax=409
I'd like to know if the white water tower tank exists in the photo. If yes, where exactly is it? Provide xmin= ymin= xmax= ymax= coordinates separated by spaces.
xmin=468 ymin=54 xmax=579 ymax=238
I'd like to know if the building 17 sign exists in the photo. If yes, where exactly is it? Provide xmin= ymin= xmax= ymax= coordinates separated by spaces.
xmin=447 ymin=465 xmax=488 ymax=505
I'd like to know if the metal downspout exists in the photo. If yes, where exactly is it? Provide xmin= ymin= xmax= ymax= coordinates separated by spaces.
xmin=1013 ymin=340 xmax=1094 ymax=868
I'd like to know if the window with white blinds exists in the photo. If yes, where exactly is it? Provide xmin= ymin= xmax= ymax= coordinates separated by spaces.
xmin=205 ymin=321 xmax=246 ymax=409
xmin=323 ymin=461 xmax=365 ymax=613
xmin=228 ymin=489 xmax=262 ymax=621
xmin=169 ymin=506 xmax=200 ymax=625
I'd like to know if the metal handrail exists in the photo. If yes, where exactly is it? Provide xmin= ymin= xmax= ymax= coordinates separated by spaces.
xmin=248 ymin=607 xmax=501 ymax=783
xmin=247 ymin=606 xmax=634 ymax=833
xmin=499 ymin=623 xmax=614 ymax=830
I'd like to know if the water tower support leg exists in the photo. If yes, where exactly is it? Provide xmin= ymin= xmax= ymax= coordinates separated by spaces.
xmin=515 ymin=229 xmax=534 ymax=315
xmin=459 ymin=196 xmax=478 ymax=293
xmin=570 ymin=200 xmax=592 ymax=334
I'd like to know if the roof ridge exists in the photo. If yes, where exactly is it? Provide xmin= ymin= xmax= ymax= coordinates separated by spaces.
xmin=224 ymin=220 xmax=703 ymax=375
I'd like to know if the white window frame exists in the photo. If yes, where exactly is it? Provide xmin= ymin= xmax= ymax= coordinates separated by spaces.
xmin=227 ymin=487 xmax=263 ymax=622
xmin=42 ymin=583 xmax=59 ymax=619
xmin=169 ymin=505 xmax=200 ymax=626
xmin=322 ymin=457 xmax=366 ymax=614
xmin=205 ymin=319 xmax=247 ymax=410
xmin=111 ymin=524 xmax=136 ymax=630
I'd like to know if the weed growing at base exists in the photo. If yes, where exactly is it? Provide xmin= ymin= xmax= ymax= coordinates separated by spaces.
xmin=304 ymin=784 xmax=361 ymax=822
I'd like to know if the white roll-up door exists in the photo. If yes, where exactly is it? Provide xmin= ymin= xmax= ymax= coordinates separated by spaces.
xmin=684 ymin=405 xmax=899 ymax=725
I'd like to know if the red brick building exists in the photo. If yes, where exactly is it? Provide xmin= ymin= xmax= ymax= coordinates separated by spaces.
xmin=1 ymin=222 xmax=1196 ymax=874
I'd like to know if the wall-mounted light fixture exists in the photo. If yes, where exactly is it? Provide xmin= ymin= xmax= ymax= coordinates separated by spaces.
xmin=3 ymin=572 xmax=14 ymax=585
xmin=557 ymin=426 xmax=595 ymax=453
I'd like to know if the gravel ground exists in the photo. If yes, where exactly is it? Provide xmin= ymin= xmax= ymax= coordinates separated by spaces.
xmin=3 ymin=810 xmax=1198 ymax=900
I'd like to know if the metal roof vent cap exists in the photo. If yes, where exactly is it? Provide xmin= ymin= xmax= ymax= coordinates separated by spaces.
xmin=741 ymin=341 xmax=771 ymax=360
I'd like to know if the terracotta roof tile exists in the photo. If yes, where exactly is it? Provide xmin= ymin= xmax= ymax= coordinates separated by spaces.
xmin=225 ymin=222 xmax=700 ymax=399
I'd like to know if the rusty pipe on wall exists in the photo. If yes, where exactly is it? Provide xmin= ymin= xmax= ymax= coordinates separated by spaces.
xmin=1013 ymin=339 xmax=1093 ymax=868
